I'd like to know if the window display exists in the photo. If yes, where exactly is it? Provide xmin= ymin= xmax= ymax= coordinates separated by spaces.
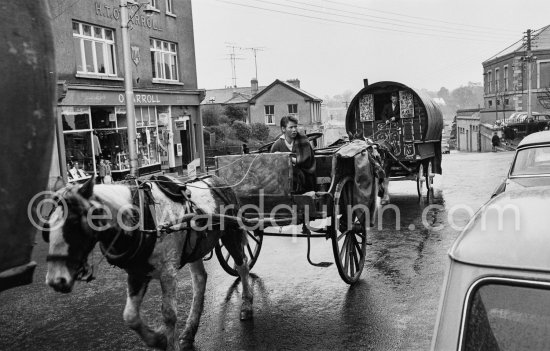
xmin=62 ymin=105 xmax=161 ymax=181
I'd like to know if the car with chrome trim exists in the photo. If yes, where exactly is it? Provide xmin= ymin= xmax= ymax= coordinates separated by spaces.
xmin=492 ymin=130 xmax=550 ymax=197
xmin=431 ymin=186 xmax=550 ymax=350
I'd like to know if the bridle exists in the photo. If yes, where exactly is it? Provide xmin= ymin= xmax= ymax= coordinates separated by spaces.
xmin=42 ymin=190 xmax=113 ymax=283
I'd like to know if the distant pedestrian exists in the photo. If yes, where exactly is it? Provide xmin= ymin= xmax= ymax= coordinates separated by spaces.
xmin=242 ymin=143 xmax=249 ymax=154
xmin=492 ymin=132 xmax=500 ymax=152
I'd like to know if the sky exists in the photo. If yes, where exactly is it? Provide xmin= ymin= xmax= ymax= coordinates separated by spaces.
xmin=191 ymin=0 xmax=550 ymax=98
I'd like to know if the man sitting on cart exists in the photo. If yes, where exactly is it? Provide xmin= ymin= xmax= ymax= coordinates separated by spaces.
xmin=382 ymin=92 xmax=401 ymax=123
xmin=271 ymin=115 xmax=316 ymax=193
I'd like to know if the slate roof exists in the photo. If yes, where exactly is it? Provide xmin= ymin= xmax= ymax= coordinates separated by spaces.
xmin=248 ymin=79 xmax=322 ymax=103
xmin=201 ymin=85 xmax=266 ymax=105
xmin=484 ymin=24 xmax=550 ymax=63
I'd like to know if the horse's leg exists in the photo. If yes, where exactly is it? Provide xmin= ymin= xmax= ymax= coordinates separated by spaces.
xmin=179 ymin=259 xmax=207 ymax=350
xmin=123 ymin=274 xmax=167 ymax=350
xmin=220 ymin=229 xmax=253 ymax=320
xmin=160 ymin=267 xmax=179 ymax=351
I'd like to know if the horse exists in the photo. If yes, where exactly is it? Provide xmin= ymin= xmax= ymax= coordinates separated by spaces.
xmin=43 ymin=175 xmax=253 ymax=351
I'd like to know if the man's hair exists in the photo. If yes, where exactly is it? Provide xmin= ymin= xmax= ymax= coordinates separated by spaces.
xmin=280 ymin=115 xmax=299 ymax=128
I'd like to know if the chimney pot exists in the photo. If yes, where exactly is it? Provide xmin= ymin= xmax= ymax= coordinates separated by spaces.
xmin=251 ymin=78 xmax=259 ymax=95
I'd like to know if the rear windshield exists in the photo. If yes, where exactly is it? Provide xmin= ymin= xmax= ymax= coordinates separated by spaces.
xmin=463 ymin=283 xmax=550 ymax=350
xmin=511 ymin=146 xmax=550 ymax=176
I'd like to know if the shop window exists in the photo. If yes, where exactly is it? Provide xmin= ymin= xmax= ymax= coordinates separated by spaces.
xmin=538 ymin=61 xmax=550 ymax=89
xmin=72 ymin=21 xmax=116 ymax=76
xmin=91 ymin=107 xmax=116 ymax=129
xmin=150 ymin=39 xmax=179 ymax=82
xmin=149 ymin=0 xmax=159 ymax=9
xmin=64 ymin=132 xmax=94 ymax=179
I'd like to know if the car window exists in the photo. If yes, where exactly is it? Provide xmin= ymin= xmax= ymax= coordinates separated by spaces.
xmin=511 ymin=146 xmax=550 ymax=176
xmin=463 ymin=283 xmax=550 ymax=351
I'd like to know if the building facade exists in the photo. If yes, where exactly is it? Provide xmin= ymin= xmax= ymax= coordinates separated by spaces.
xmin=248 ymin=79 xmax=323 ymax=135
xmin=48 ymin=0 xmax=204 ymax=183
xmin=481 ymin=25 xmax=550 ymax=125
xmin=456 ymin=108 xmax=481 ymax=152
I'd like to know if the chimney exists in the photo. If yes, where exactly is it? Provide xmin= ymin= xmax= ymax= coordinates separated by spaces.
xmin=363 ymin=78 xmax=369 ymax=87
xmin=286 ymin=79 xmax=300 ymax=88
xmin=251 ymin=78 xmax=258 ymax=95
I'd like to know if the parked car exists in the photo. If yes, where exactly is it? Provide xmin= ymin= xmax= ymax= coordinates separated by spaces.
xmin=442 ymin=141 xmax=450 ymax=154
xmin=431 ymin=186 xmax=550 ymax=350
xmin=503 ymin=112 xmax=550 ymax=139
xmin=492 ymin=130 xmax=550 ymax=197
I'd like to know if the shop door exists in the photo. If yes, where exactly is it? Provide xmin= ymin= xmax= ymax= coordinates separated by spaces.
xmin=180 ymin=129 xmax=192 ymax=166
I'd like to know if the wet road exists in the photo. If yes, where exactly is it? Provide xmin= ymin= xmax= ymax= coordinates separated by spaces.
xmin=0 ymin=151 xmax=514 ymax=350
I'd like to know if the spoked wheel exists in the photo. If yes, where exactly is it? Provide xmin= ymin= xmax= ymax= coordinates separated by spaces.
xmin=215 ymin=229 xmax=263 ymax=276
xmin=425 ymin=160 xmax=434 ymax=202
xmin=331 ymin=176 xmax=368 ymax=284
xmin=416 ymin=163 xmax=425 ymax=200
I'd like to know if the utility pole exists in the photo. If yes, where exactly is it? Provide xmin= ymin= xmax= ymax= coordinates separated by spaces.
xmin=523 ymin=29 xmax=538 ymax=119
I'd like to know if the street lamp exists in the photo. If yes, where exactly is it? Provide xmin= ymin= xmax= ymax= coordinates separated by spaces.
xmin=119 ymin=0 xmax=155 ymax=177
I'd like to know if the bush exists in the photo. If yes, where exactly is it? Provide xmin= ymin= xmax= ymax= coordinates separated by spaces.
xmin=224 ymin=105 xmax=247 ymax=124
xmin=250 ymin=123 xmax=270 ymax=141
xmin=231 ymin=121 xmax=251 ymax=142
xmin=210 ymin=124 xmax=228 ymax=142
xmin=202 ymin=109 xmax=219 ymax=126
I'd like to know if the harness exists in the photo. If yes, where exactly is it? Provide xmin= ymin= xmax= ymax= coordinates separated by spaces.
xmin=98 ymin=180 xmax=158 ymax=273
xmin=151 ymin=174 xmax=237 ymax=268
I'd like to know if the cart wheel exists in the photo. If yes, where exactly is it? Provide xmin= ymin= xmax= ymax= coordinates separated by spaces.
xmin=426 ymin=160 xmax=434 ymax=202
xmin=331 ymin=176 xmax=367 ymax=284
xmin=215 ymin=229 xmax=263 ymax=276
xmin=416 ymin=163 xmax=425 ymax=200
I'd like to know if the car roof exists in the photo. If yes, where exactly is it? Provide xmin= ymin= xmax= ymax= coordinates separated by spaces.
xmin=518 ymin=131 xmax=550 ymax=148
xmin=449 ymin=186 xmax=550 ymax=272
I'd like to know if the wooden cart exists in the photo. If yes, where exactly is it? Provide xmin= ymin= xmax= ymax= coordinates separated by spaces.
xmin=213 ymin=143 xmax=379 ymax=284
xmin=345 ymin=80 xmax=444 ymax=200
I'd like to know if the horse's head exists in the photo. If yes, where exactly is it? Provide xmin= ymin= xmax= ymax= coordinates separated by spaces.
xmin=44 ymin=177 xmax=108 ymax=293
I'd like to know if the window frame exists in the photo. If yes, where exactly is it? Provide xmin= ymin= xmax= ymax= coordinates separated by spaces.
xmin=459 ymin=277 xmax=550 ymax=351
xmin=495 ymin=68 xmax=500 ymax=92
xmin=504 ymin=65 xmax=509 ymax=91
xmin=166 ymin=0 xmax=175 ymax=15
xmin=72 ymin=21 xmax=117 ymax=77
xmin=150 ymin=38 xmax=179 ymax=82
xmin=264 ymin=105 xmax=275 ymax=125
xmin=537 ymin=59 xmax=550 ymax=89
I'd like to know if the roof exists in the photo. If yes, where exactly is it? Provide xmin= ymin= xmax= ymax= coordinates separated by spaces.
xmin=484 ymin=25 xmax=550 ymax=63
xmin=201 ymin=85 xmax=266 ymax=105
xmin=450 ymin=186 xmax=550 ymax=272
xmin=248 ymin=79 xmax=322 ymax=103
xmin=518 ymin=130 xmax=550 ymax=148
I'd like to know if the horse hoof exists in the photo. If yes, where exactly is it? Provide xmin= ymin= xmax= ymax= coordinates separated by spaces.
xmin=240 ymin=309 xmax=253 ymax=320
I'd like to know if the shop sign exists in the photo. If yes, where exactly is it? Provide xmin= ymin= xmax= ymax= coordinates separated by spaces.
xmin=187 ymin=158 xmax=200 ymax=179
xmin=158 ymin=113 xmax=169 ymax=125
xmin=118 ymin=93 xmax=161 ymax=105
xmin=175 ymin=115 xmax=190 ymax=130
xmin=95 ymin=2 xmax=163 ymax=31
xmin=176 ymin=143 xmax=183 ymax=156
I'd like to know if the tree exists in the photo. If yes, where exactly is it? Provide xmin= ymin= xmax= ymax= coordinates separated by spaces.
xmin=202 ymin=108 xmax=219 ymax=126
xmin=437 ymin=87 xmax=450 ymax=101
xmin=231 ymin=120 xmax=251 ymax=142
xmin=250 ymin=122 xmax=270 ymax=141
xmin=224 ymin=105 xmax=247 ymax=124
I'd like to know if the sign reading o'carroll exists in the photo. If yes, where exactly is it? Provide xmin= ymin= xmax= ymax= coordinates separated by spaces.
xmin=118 ymin=93 xmax=161 ymax=104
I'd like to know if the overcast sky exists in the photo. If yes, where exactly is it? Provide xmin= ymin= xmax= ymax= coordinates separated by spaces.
xmin=192 ymin=0 xmax=550 ymax=97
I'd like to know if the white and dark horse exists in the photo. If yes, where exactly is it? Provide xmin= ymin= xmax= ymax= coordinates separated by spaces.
xmin=44 ymin=176 xmax=253 ymax=350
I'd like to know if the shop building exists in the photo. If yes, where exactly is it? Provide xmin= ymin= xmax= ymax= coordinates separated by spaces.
xmin=48 ymin=0 xmax=205 ymax=183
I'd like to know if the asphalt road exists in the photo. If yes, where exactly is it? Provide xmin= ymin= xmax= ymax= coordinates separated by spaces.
xmin=0 ymin=151 xmax=514 ymax=351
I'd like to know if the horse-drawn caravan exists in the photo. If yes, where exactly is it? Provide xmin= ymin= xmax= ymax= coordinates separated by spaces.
xmin=345 ymin=80 xmax=444 ymax=201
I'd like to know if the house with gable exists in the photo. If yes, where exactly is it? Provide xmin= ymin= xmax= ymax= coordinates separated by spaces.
xmin=248 ymin=79 xmax=323 ymax=135
xmin=201 ymin=78 xmax=265 ymax=121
